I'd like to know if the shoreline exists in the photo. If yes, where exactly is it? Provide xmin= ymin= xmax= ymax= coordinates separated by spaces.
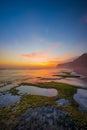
xmin=0 ymin=82 xmax=87 ymax=130
xmin=73 ymin=68 xmax=87 ymax=82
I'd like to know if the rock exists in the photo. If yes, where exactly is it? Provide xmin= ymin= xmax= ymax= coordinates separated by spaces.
xmin=56 ymin=98 xmax=70 ymax=106
xmin=15 ymin=106 xmax=82 ymax=130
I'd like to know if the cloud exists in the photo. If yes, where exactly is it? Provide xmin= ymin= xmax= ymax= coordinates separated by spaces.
xmin=46 ymin=54 xmax=70 ymax=62
xmin=19 ymin=43 xmax=60 ymax=61
xmin=17 ymin=43 xmax=75 ymax=64
xmin=44 ymin=43 xmax=60 ymax=53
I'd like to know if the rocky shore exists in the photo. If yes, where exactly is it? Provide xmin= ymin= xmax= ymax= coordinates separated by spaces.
xmin=15 ymin=106 xmax=84 ymax=130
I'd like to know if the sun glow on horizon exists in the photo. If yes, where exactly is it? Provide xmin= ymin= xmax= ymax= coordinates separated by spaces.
xmin=0 ymin=43 xmax=79 ymax=68
xmin=0 ymin=60 xmax=59 ymax=68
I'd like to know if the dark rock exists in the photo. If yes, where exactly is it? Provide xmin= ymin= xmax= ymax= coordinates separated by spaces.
xmin=15 ymin=106 xmax=82 ymax=130
xmin=56 ymin=98 xmax=70 ymax=106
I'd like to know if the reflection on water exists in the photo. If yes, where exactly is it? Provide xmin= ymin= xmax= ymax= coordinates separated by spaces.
xmin=73 ymin=89 xmax=87 ymax=111
xmin=0 ymin=68 xmax=87 ymax=91
xmin=0 ymin=93 xmax=20 ymax=107
xmin=16 ymin=85 xmax=58 ymax=97
xmin=0 ymin=68 xmax=62 ymax=88
xmin=0 ymin=68 xmax=87 ymax=110
xmin=58 ymin=78 xmax=87 ymax=87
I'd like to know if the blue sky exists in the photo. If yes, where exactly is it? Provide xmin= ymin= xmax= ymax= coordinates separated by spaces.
xmin=0 ymin=0 xmax=87 ymax=67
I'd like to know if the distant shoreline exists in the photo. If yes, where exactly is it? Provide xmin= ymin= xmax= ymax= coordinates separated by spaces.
xmin=73 ymin=68 xmax=87 ymax=81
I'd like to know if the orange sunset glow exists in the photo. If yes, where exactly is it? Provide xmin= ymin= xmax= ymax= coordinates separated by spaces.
xmin=0 ymin=42 xmax=77 ymax=68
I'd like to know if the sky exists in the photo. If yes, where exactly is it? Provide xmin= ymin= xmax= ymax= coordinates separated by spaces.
xmin=0 ymin=0 xmax=87 ymax=68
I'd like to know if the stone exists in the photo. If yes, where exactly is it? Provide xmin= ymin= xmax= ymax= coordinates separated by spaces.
xmin=15 ymin=106 xmax=82 ymax=130
xmin=56 ymin=98 xmax=70 ymax=106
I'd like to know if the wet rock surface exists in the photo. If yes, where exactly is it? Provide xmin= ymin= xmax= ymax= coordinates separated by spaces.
xmin=56 ymin=98 xmax=70 ymax=106
xmin=15 ymin=106 xmax=83 ymax=130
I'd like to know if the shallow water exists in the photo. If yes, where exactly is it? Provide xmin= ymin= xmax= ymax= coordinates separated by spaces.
xmin=58 ymin=78 xmax=87 ymax=87
xmin=0 ymin=93 xmax=20 ymax=107
xmin=0 ymin=68 xmax=87 ymax=92
xmin=16 ymin=85 xmax=58 ymax=97
xmin=73 ymin=89 xmax=87 ymax=111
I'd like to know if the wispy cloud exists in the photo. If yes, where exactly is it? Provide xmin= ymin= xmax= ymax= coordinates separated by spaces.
xmin=19 ymin=43 xmax=60 ymax=61
xmin=16 ymin=43 xmax=76 ymax=64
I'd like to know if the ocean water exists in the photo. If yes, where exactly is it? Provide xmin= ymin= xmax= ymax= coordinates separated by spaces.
xmin=0 ymin=68 xmax=87 ymax=109
xmin=0 ymin=68 xmax=87 ymax=90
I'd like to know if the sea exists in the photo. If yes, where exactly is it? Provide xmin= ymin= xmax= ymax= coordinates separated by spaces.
xmin=0 ymin=68 xmax=87 ymax=90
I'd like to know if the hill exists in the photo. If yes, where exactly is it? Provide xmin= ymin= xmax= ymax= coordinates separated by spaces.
xmin=57 ymin=53 xmax=87 ymax=76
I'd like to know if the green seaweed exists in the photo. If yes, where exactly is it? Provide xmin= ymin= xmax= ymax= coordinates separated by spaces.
xmin=9 ymin=88 xmax=19 ymax=95
xmin=0 ymin=82 xmax=87 ymax=129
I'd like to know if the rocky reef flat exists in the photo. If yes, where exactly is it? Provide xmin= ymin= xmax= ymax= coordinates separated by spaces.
xmin=15 ymin=106 xmax=83 ymax=130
